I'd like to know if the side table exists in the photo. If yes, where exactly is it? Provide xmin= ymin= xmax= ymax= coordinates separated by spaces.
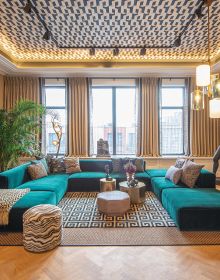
xmin=100 ymin=178 xmax=116 ymax=192
xmin=119 ymin=181 xmax=146 ymax=204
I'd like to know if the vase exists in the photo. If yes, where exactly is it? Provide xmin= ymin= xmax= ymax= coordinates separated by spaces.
xmin=126 ymin=172 xmax=135 ymax=183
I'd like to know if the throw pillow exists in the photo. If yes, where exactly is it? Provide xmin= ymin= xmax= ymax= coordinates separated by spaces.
xmin=64 ymin=157 xmax=81 ymax=174
xmin=165 ymin=166 xmax=183 ymax=184
xmin=50 ymin=157 xmax=66 ymax=173
xmin=28 ymin=162 xmax=48 ymax=180
xmin=175 ymin=158 xmax=194 ymax=169
xmin=112 ymin=158 xmax=122 ymax=172
xmin=181 ymin=161 xmax=204 ymax=188
xmin=40 ymin=158 xmax=50 ymax=173
xmin=134 ymin=158 xmax=145 ymax=172
xmin=122 ymin=157 xmax=135 ymax=173
xmin=175 ymin=158 xmax=187 ymax=169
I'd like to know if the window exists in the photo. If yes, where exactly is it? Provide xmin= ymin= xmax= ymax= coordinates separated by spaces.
xmin=160 ymin=79 xmax=186 ymax=155
xmin=42 ymin=78 xmax=67 ymax=155
xmin=90 ymin=79 xmax=137 ymax=155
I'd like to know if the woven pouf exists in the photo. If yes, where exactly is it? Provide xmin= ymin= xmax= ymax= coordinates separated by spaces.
xmin=23 ymin=204 xmax=62 ymax=253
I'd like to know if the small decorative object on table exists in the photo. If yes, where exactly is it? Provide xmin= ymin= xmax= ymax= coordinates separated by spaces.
xmin=105 ymin=164 xmax=112 ymax=181
xmin=124 ymin=160 xmax=137 ymax=186
xmin=100 ymin=178 xmax=116 ymax=192
xmin=97 ymin=138 xmax=110 ymax=157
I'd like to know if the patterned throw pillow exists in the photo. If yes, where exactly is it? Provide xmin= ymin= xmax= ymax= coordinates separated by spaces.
xmin=175 ymin=158 xmax=194 ymax=169
xmin=134 ymin=158 xmax=145 ymax=172
xmin=40 ymin=158 xmax=50 ymax=173
xmin=175 ymin=158 xmax=187 ymax=169
xmin=181 ymin=161 xmax=204 ymax=188
xmin=165 ymin=166 xmax=183 ymax=184
xmin=50 ymin=157 xmax=66 ymax=173
xmin=64 ymin=157 xmax=81 ymax=174
xmin=28 ymin=162 xmax=48 ymax=180
xmin=112 ymin=158 xmax=122 ymax=172
xmin=121 ymin=157 xmax=135 ymax=173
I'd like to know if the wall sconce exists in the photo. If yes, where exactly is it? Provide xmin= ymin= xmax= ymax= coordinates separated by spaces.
xmin=191 ymin=88 xmax=204 ymax=110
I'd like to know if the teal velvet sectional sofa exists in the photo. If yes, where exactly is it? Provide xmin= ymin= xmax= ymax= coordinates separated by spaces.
xmin=0 ymin=159 xmax=218 ymax=231
xmin=146 ymin=168 xmax=219 ymax=231
xmin=0 ymin=158 xmax=150 ymax=231
xmin=68 ymin=159 xmax=151 ymax=192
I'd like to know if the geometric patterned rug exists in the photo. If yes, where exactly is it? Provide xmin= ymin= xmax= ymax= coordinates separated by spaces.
xmin=1 ymin=191 xmax=220 ymax=246
xmin=58 ymin=192 xmax=176 ymax=228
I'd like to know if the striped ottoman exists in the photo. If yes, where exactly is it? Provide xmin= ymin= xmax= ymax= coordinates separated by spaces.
xmin=23 ymin=204 xmax=62 ymax=252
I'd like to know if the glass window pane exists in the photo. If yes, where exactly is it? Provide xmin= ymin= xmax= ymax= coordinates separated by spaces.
xmin=161 ymin=88 xmax=183 ymax=107
xmin=160 ymin=109 xmax=183 ymax=155
xmin=45 ymin=109 xmax=66 ymax=154
xmin=116 ymin=88 xmax=137 ymax=154
xmin=45 ymin=88 xmax=66 ymax=107
xmin=90 ymin=88 xmax=113 ymax=154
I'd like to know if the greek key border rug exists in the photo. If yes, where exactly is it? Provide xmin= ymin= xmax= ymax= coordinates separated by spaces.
xmin=59 ymin=192 xmax=176 ymax=228
xmin=1 ymin=191 xmax=220 ymax=246
xmin=1 ymin=228 xmax=220 ymax=246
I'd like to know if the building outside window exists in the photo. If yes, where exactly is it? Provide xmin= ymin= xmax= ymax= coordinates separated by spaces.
xmin=159 ymin=79 xmax=186 ymax=155
xmin=90 ymin=79 xmax=137 ymax=155
xmin=41 ymin=78 xmax=67 ymax=155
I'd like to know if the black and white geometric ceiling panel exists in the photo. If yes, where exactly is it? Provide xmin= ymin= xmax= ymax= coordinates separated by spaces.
xmin=0 ymin=0 xmax=220 ymax=62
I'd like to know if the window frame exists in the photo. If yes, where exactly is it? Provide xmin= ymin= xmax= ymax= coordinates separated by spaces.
xmin=41 ymin=78 xmax=67 ymax=156
xmin=90 ymin=84 xmax=137 ymax=156
xmin=159 ymin=84 xmax=185 ymax=156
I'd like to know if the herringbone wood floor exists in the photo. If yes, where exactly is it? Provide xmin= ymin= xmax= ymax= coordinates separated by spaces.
xmin=0 ymin=246 xmax=220 ymax=280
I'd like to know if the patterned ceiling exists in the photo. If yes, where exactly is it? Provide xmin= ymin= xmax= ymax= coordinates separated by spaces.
xmin=0 ymin=0 xmax=220 ymax=63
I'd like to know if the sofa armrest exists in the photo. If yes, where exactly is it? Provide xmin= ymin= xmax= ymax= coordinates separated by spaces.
xmin=0 ymin=162 xmax=31 ymax=189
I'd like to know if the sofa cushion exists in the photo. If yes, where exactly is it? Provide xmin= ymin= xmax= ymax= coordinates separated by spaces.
xmin=0 ymin=162 xmax=31 ymax=189
xmin=165 ymin=166 xmax=182 ymax=184
xmin=145 ymin=169 xmax=167 ymax=178
xmin=28 ymin=162 xmax=48 ymax=180
xmin=196 ymin=169 xmax=216 ymax=188
xmin=134 ymin=158 xmax=145 ymax=172
xmin=17 ymin=174 xmax=69 ymax=203
xmin=68 ymin=171 xmax=106 ymax=192
xmin=151 ymin=177 xmax=185 ymax=201
xmin=64 ymin=157 xmax=81 ymax=174
xmin=162 ymin=188 xmax=220 ymax=230
xmin=50 ymin=157 xmax=66 ymax=173
xmin=111 ymin=172 xmax=126 ymax=180
xmin=112 ymin=158 xmax=122 ymax=172
xmin=181 ymin=161 xmax=204 ymax=188
xmin=175 ymin=158 xmax=188 ymax=168
xmin=0 ymin=191 xmax=56 ymax=232
xmin=146 ymin=168 xmax=215 ymax=188
xmin=79 ymin=160 xmax=112 ymax=172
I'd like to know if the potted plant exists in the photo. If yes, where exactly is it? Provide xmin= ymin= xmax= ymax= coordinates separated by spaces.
xmin=0 ymin=100 xmax=45 ymax=171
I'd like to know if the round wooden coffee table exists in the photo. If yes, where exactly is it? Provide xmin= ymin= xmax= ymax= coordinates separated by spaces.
xmin=119 ymin=181 xmax=146 ymax=204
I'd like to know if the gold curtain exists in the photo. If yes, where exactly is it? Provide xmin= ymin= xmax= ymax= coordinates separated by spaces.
xmin=191 ymin=93 xmax=220 ymax=156
xmin=68 ymin=78 xmax=89 ymax=156
xmin=137 ymin=77 xmax=159 ymax=157
xmin=3 ymin=76 xmax=40 ymax=110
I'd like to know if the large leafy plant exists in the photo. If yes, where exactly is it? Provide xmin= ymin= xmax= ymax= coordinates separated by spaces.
xmin=0 ymin=100 xmax=45 ymax=171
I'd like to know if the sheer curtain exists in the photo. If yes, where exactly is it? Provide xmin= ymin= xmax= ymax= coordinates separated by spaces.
xmin=137 ymin=77 xmax=159 ymax=157
xmin=68 ymin=77 xmax=89 ymax=156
